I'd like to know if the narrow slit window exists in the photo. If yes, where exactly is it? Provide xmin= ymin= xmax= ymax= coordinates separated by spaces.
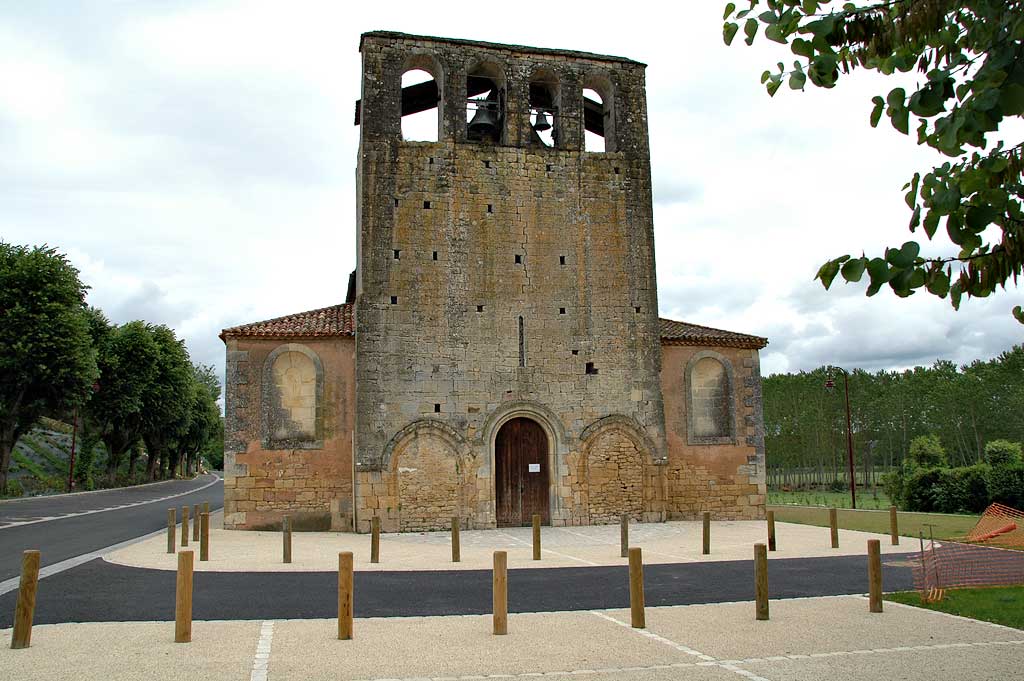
xmin=585 ymin=362 xmax=598 ymax=375
xmin=393 ymin=249 xmax=401 ymax=260
xmin=515 ymin=254 xmax=522 ymax=264
xmin=487 ymin=204 xmax=493 ymax=213
xmin=390 ymin=296 xmax=398 ymax=305
xmin=477 ymin=305 xmax=484 ymax=312
xmin=559 ymin=307 xmax=566 ymax=315
xmin=559 ymin=255 xmax=566 ymax=265
xmin=432 ymin=251 xmax=438 ymax=261
xmin=434 ymin=403 xmax=441 ymax=413
xmin=518 ymin=316 xmax=525 ymax=367
xmin=423 ymin=200 xmax=431 ymax=209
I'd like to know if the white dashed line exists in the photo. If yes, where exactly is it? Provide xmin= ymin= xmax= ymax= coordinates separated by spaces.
xmin=250 ymin=620 xmax=275 ymax=681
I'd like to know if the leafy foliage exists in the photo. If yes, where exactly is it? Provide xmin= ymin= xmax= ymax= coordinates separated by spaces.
xmin=0 ymin=243 xmax=98 ymax=493
xmin=724 ymin=0 xmax=1024 ymax=320
xmin=908 ymin=433 xmax=947 ymax=468
xmin=984 ymin=438 xmax=1023 ymax=466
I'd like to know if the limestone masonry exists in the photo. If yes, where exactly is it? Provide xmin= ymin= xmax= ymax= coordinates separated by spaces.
xmin=220 ymin=32 xmax=768 ymax=532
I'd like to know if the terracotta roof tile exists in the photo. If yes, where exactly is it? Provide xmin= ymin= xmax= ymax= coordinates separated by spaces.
xmin=658 ymin=318 xmax=768 ymax=349
xmin=221 ymin=304 xmax=767 ymax=349
xmin=220 ymin=303 xmax=354 ymax=340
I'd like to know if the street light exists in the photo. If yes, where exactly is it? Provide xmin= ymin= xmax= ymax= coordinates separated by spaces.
xmin=825 ymin=367 xmax=857 ymax=510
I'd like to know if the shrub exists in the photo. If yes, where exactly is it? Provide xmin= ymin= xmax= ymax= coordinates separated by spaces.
xmin=909 ymin=434 xmax=947 ymax=469
xmin=902 ymin=467 xmax=946 ymax=512
xmin=987 ymin=464 xmax=1024 ymax=509
xmin=882 ymin=470 xmax=906 ymax=508
xmin=985 ymin=440 xmax=1023 ymax=467
xmin=2 ymin=478 xmax=24 ymax=497
xmin=935 ymin=464 xmax=990 ymax=514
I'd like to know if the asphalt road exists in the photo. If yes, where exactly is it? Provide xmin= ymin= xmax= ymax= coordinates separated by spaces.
xmin=0 ymin=553 xmax=915 ymax=626
xmin=0 ymin=474 xmax=223 ymax=581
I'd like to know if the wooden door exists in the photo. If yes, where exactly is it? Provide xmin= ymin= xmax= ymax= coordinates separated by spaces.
xmin=495 ymin=417 xmax=550 ymax=527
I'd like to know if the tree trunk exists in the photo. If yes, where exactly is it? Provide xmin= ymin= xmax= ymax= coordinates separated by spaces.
xmin=0 ymin=424 xmax=16 ymax=495
xmin=146 ymin=445 xmax=161 ymax=480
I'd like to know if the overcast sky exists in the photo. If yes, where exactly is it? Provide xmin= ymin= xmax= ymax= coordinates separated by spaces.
xmin=2 ymin=1 xmax=1020 ymax=385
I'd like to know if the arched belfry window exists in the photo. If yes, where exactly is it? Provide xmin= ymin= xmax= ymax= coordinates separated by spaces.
xmin=583 ymin=75 xmax=615 ymax=152
xmin=686 ymin=353 xmax=736 ymax=445
xmin=400 ymin=67 xmax=440 ymax=142
xmin=466 ymin=61 xmax=505 ymax=144
xmin=529 ymin=69 xmax=560 ymax=148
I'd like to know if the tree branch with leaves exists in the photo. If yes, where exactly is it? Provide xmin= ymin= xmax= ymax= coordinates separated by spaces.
xmin=725 ymin=0 xmax=1024 ymax=321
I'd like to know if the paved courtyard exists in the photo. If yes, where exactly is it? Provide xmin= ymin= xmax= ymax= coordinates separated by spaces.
xmin=3 ymin=595 xmax=1021 ymax=681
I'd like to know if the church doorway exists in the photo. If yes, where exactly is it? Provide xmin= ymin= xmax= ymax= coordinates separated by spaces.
xmin=494 ymin=417 xmax=550 ymax=527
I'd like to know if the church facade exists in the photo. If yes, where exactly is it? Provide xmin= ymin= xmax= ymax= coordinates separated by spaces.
xmin=220 ymin=32 xmax=768 ymax=532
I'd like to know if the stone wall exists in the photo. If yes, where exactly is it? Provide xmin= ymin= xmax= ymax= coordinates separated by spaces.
xmin=223 ymin=336 xmax=355 ymax=530
xmin=353 ymin=32 xmax=668 ymax=530
xmin=660 ymin=344 xmax=766 ymax=520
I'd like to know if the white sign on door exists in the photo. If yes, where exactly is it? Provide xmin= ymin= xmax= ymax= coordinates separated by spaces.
xmin=528 ymin=463 xmax=541 ymax=473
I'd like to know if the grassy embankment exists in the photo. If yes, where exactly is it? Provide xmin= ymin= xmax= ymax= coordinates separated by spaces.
xmin=886 ymin=586 xmax=1024 ymax=630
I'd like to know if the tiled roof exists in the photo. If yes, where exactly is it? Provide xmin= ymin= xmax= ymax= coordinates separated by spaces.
xmin=658 ymin=318 xmax=768 ymax=349
xmin=220 ymin=303 xmax=354 ymax=340
xmin=221 ymin=303 xmax=767 ymax=349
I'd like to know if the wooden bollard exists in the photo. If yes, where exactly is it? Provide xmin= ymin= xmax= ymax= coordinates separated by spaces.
xmin=10 ymin=550 xmax=41 ymax=649
xmin=181 ymin=505 xmax=190 ymax=547
xmin=451 ymin=516 xmax=461 ymax=563
xmin=532 ymin=514 xmax=541 ymax=561
xmin=200 ymin=512 xmax=209 ymax=561
xmin=203 ymin=501 xmax=210 ymax=517
xmin=192 ymin=504 xmax=200 ymax=542
xmin=767 ymin=510 xmax=777 ymax=552
xmin=167 ymin=508 xmax=176 ymax=554
xmin=755 ymin=543 xmax=769 ymax=620
xmin=370 ymin=516 xmax=380 ymax=564
xmin=175 ymin=550 xmax=194 ymax=643
xmin=493 ymin=550 xmax=508 ymax=635
xmin=628 ymin=547 xmax=645 ymax=628
xmin=702 ymin=511 xmax=711 ymax=555
xmin=620 ymin=514 xmax=629 ymax=558
xmin=338 ymin=551 xmax=354 ymax=640
xmin=889 ymin=506 xmax=899 ymax=546
xmin=829 ymin=508 xmax=839 ymax=548
xmin=283 ymin=515 xmax=292 ymax=564
xmin=868 ymin=539 xmax=883 ymax=613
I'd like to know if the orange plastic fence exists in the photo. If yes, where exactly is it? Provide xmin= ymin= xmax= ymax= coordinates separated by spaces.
xmin=965 ymin=503 xmax=1024 ymax=548
xmin=912 ymin=504 xmax=1024 ymax=596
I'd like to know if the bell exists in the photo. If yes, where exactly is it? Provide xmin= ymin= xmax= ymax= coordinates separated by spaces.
xmin=533 ymin=110 xmax=552 ymax=132
xmin=467 ymin=104 xmax=498 ymax=139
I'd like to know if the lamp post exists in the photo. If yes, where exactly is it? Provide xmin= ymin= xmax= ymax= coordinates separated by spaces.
xmin=825 ymin=367 xmax=856 ymax=510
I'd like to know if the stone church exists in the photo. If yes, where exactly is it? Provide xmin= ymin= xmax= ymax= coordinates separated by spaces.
xmin=220 ymin=31 xmax=768 ymax=532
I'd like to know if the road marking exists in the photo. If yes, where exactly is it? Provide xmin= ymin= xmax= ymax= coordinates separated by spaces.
xmin=0 ymin=474 xmax=221 ymax=529
xmin=496 ymin=531 xmax=599 ymax=566
xmin=250 ymin=620 xmax=275 ymax=681
xmin=0 ymin=508 xmax=223 ymax=596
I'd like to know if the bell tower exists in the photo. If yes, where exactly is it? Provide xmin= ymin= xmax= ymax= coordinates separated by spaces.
xmin=353 ymin=32 xmax=667 ymax=528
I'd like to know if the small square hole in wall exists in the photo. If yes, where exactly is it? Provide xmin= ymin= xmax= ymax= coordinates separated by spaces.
xmin=484 ymin=160 xmax=491 ymax=169
xmin=614 ymin=167 xmax=621 ymax=174
xmin=477 ymin=305 xmax=484 ymax=312
xmin=394 ymin=198 xmax=399 ymax=207
xmin=559 ymin=255 xmax=566 ymax=265
xmin=423 ymin=200 xmax=431 ymax=209
xmin=585 ymin=362 xmax=599 ymax=375
xmin=515 ymin=254 xmax=522 ymax=264
xmin=546 ymin=164 xmax=553 ymax=172
xmin=390 ymin=296 xmax=398 ymax=305
xmin=571 ymin=350 xmax=579 ymax=356
xmin=393 ymin=249 xmax=400 ymax=260
xmin=432 ymin=251 xmax=438 ymax=261
xmin=634 ymin=306 xmax=641 ymax=313
xmin=429 ymin=157 xmax=435 ymax=165
xmin=559 ymin=307 xmax=566 ymax=315
xmin=487 ymin=204 xmax=493 ymax=213
xmin=434 ymin=403 xmax=441 ymax=413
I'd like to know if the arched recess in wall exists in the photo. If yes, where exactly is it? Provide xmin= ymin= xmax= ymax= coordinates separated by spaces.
xmin=466 ymin=60 xmax=505 ymax=144
xmin=528 ymin=67 xmax=561 ymax=148
xmin=383 ymin=419 xmax=475 ymax=532
xmin=579 ymin=415 xmax=653 ymax=523
xmin=583 ymin=74 xmax=615 ymax=152
xmin=400 ymin=53 xmax=443 ymax=142
xmin=686 ymin=351 xmax=736 ymax=445
xmin=261 ymin=343 xmax=324 ymax=449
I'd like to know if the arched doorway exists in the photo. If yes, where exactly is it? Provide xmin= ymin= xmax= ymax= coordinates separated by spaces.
xmin=495 ymin=417 xmax=550 ymax=526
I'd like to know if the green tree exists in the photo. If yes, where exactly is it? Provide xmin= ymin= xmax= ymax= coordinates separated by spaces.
xmin=0 ymin=244 xmax=98 ymax=493
xmin=140 ymin=325 xmax=194 ymax=480
xmin=85 ymin=320 xmax=159 ymax=484
xmin=174 ymin=363 xmax=220 ymax=477
xmin=724 ymin=1 xmax=1024 ymax=322
xmin=984 ymin=439 xmax=1023 ymax=466
xmin=908 ymin=433 xmax=947 ymax=468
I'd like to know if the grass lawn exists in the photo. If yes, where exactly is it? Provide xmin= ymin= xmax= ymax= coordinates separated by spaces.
xmin=769 ymin=489 xmax=893 ymax=510
xmin=768 ymin=504 xmax=980 ymax=541
xmin=886 ymin=586 xmax=1024 ymax=630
